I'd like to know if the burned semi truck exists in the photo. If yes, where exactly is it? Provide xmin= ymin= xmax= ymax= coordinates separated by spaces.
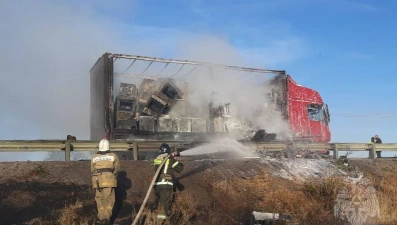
xmin=90 ymin=52 xmax=331 ymax=143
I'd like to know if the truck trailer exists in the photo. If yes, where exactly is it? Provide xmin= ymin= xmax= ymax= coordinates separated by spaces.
xmin=90 ymin=52 xmax=331 ymax=143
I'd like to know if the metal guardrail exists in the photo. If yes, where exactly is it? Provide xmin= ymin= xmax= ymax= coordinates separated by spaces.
xmin=251 ymin=142 xmax=397 ymax=159
xmin=0 ymin=140 xmax=192 ymax=161
xmin=0 ymin=140 xmax=396 ymax=161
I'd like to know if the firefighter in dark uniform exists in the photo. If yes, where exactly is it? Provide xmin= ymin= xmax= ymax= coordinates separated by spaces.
xmin=91 ymin=139 xmax=120 ymax=224
xmin=153 ymin=143 xmax=184 ymax=219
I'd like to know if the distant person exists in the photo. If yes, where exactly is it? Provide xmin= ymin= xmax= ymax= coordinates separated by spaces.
xmin=370 ymin=135 xmax=383 ymax=158
xmin=66 ymin=135 xmax=76 ymax=141
xmin=91 ymin=139 xmax=120 ymax=225
xmin=153 ymin=143 xmax=184 ymax=220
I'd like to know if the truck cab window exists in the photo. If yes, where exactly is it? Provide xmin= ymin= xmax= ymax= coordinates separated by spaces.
xmin=323 ymin=104 xmax=330 ymax=124
xmin=307 ymin=103 xmax=325 ymax=122
xmin=120 ymin=101 xmax=133 ymax=111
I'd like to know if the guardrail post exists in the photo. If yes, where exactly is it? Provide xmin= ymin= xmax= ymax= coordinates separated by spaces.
xmin=133 ymin=142 xmax=138 ymax=161
xmin=369 ymin=144 xmax=376 ymax=159
xmin=332 ymin=144 xmax=339 ymax=160
xmin=65 ymin=141 xmax=71 ymax=162
xmin=171 ymin=145 xmax=178 ymax=155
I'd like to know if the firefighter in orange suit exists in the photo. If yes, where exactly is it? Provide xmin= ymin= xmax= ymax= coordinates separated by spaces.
xmin=153 ymin=143 xmax=184 ymax=219
xmin=91 ymin=139 xmax=120 ymax=224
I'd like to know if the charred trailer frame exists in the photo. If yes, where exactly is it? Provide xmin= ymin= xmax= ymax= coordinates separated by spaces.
xmin=90 ymin=52 xmax=330 ymax=143
xmin=90 ymin=53 xmax=210 ymax=140
xmin=90 ymin=53 xmax=287 ymax=141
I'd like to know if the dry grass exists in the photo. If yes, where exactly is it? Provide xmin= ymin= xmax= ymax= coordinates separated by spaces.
xmin=204 ymin=169 xmax=397 ymax=225
xmin=205 ymin=174 xmax=264 ymax=224
xmin=25 ymin=199 xmax=90 ymax=225
xmin=372 ymin=172 xmax=397 ymax=225
xmin=23 ymin=163 xmax=397 ymax=225
xmin=205 ymin=172 xmax=347 ymax=225
xmin=26 ymin=164 xmax=49 ymax=178
xmin=168 ymin=192 xmax=197 ymax=224
xmin=57 ymin=199 xmax=90 ymax=225
xmin=133 ymin=208 xmax=159 ymax=225
xmin=30 ymin=172 xmax=397 ymax=225
xmin=133 ymin=192 xmax=197 ymax=225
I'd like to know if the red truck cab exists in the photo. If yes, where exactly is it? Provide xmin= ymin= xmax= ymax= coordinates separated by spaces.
xmin=287 ymin=76 xmax=331 ymax=142
xmin=268 ymin=74 xmax=331 ymax=143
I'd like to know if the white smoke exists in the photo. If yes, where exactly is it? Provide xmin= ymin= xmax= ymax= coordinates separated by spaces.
xmin=173 ymin=36 xmax=291 ymax=138
xmin=0 ymin=1 xmax=155 ymax=140
xmin=181 ymin=137 xmax=257 ymax=158
xmin=111 ymin=35 xmax=292 ymax=140
xmin=0 ymin=1 xmax=291 ymax=143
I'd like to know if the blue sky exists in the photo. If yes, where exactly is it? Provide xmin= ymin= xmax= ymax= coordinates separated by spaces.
xmin=1 ymin=0 xmax=396 ymax=158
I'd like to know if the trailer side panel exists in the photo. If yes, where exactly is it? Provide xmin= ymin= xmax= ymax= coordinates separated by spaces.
xmin=90 ymin=54 xmax=112 ymax=140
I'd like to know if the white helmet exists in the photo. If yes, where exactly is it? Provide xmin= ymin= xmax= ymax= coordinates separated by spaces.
xmin=99 ymin=139 xmax=110 ymax=152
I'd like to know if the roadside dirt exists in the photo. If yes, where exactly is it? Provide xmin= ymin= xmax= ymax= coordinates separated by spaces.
xmin=0 ymin=157 xmax=396 ymax=225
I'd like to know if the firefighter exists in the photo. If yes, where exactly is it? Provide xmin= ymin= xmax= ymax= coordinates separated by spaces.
xmin=91 ymin=139 xmax=120 ymax=225
xmin=153 ymin=143 xmax=184 ymax=219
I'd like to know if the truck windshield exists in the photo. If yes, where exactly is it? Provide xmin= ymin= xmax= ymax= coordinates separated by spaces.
xmin=307 ymin=103 xmax=326 ymax=122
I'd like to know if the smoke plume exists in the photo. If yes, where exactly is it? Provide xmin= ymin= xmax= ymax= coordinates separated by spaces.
xmin=0 ymin=1 xmax=147 ymax=140
xmin=0 ymin=1 xmax=290 ymax=143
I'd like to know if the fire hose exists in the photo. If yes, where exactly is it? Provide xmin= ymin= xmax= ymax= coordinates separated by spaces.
xmin=131 ymin=155 xmax=170 ymax=225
